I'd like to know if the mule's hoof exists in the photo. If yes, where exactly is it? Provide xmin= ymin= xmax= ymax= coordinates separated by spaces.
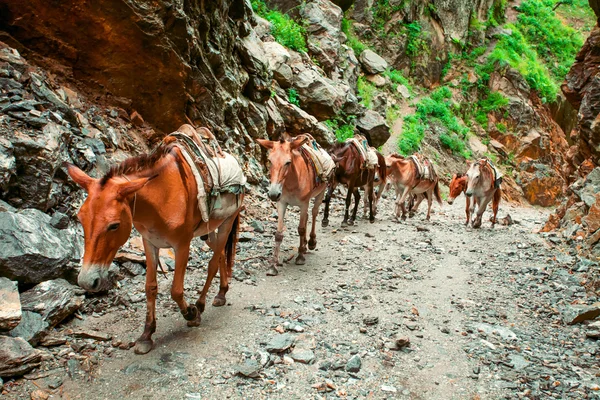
xmin=182 ymin=305 xmax=198 ymax=321
xmin=295 ymin=254 xmax=306 ymax=265
xmin=369 ymin=217 xmax=375 ymax=224
xmin=347 ymin=219 xmax=355 ymax=226
xmin=213 ymin=295 xmax=226 ymax=307
xmin=187 ymin=313 xmax=202 ymax=327
xmin=341 ymin=221 xmax=348 ymax=228
xmin=134 ymin=340 xmax=153 ymax=355
xmin=321 ymin=220 xmax=329 ymax=228
xmin=267 ymin=266 xmax=279 ymax=276
xmin=308 ymin=239 xmax=317 ymax=250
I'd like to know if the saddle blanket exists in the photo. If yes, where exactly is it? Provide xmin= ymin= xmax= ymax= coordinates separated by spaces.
xmin=347 ymin=136 xmax=378 ymax=169
xmin=485 ymin=158 xmax=503 ymax=189
xmin=167 ymin=125 xmax=246 ymax=222
xmin=410 ymin=154 xmax=434 ymax=181
xmin=300 ymin=135 xmax=335 ymax=182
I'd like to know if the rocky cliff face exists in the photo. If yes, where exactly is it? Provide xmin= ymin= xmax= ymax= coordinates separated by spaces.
xmin=543 ymin=3 xmax=600 ymax=255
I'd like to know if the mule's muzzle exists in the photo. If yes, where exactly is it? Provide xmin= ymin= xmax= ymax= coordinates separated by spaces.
xmin=267 ymin=184 xmax=282 ymax=202
xmin=447 ymin=198 xmax=455 ymax=205
xmin=465 ymin=191 xmax=473 ymax=197
xmin=78 ymin=264 xmax=112 ymax=292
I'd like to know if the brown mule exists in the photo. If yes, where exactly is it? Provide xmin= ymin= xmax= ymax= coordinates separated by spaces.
xmin=257 ymin=136 xmax=331 ymax=276
xmin=385 ymin=154 xmax=442 ymax=221
xmin=448 ymin=173 xmax=471 ymax=225
xmin=465 ymin=159 xmax=501 ymax=228
xmin=322 ymin=141 xmax=382 ymax=227
xmin=66 ymin=129 xmax=244 ymax=355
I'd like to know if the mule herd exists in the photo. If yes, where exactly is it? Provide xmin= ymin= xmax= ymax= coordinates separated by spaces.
xmin=65 ymin=126 xmax=502 ymax=354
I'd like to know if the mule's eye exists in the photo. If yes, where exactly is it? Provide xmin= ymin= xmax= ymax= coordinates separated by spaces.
xmin=285 ymin=160 xmax=292 ymax=165
xmin=107 ymin=222 xmax=120 ymax=232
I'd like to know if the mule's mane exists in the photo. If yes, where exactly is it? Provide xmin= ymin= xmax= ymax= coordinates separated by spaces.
xmin=389 ymin=153 xmax=405 ymax=159
xmin=100 ymin=142 xmax=176 ymax=186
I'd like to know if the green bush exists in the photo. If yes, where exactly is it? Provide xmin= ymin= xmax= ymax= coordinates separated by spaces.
xmin=357 ymin=77 xmax=377 ymax=109
xmin=496 ymin=122 xmax=507 ymax=133
xmin=473 ymin=91 xmax=509 ymax=127
xmin=251 ymin=0 xmax=307 ymax=52
xmin=341 ymin=18 xmax=367 ymax=56
xmin=398 ymin=86 xmax=470 ymax=158
xmin=383 ymin=68 xmax=412 ymax=95
xmin=287 ymin=88 xmax=300 ymax=106
xmin=488 ymin=24 xmax=558 ymax=102
xmin=405 ymin=22 xmax=427 ymax=58
xmin=324 ymin=119 xmax=355 ymax=142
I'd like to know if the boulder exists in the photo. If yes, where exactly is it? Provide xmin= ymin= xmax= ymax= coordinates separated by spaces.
xmin=262 ymin=41 xmax=290 ymax=71
xmin=356 ymin=110 xmax=390 ymax=147
xmin=265 ymin=333 xmax=295 ymax=353
xmin=0 ymin=277 xmax=21 ymax=331
xmin=300 ymin=0 xmax=343 ymax=75
xmin=0 ymin=336 xmax=43 ymax=377
xmin=7 ymin=123 xmax=70 ymax=211
xmin=0 ymin=209 xmax=82 ymax=284
xmin=292 ymin=67 xmax=346 ymax=120
xmin=359 ymin=49 xmax=388 ymax=74
xmin=366 ymin=74 xmax=386 ymax=87
xmin=561 ymin=303 xmax=600 ymax=325
xmin=273 ymin=96 xmax=335 ymax=146
xmin=0 ymin=137 xmax=16 ymax=195
xmin=10 ymin=279 xmax=85 ymax=345
xmin=519 ymin=165 xmax=564 ymax=207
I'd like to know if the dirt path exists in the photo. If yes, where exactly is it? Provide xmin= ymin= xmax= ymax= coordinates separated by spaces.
xmin=7 ymin=191 xmax=599 ymax=400
xmin=382 ymin=100 xmax=415 ymax=156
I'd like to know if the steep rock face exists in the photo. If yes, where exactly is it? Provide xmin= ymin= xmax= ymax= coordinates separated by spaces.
xmin=562 ymin=21 xmax=600 ymax=165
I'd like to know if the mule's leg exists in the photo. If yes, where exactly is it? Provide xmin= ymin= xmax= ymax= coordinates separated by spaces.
xmin=342 ymin=184 xmax=353 ymax=227
xmin=362 ymin=188 xmax=369 ymax=219
xmin=411 ymin=194 xmax=425 ymax=217
xmin=397 ymin=187 xmax=410 ymax=221
xmin=134 ymin=239 xmax=159 ymax=355
xmin=211 ymin=214 xmax=238 ymax=307
xmin=322 ymin=182 xmax=336 ymax=228
xmin=425 ymin=190 xmax=434 ymax=221
xmin=296 ymin=203 xmax=310 ymax=265
xmin=171 ymin=242 xmax=199 ymax=323
xmin=269 ymin=202 xmax=288 ymax=276
xmin=473 ymin=196 xmax=492 ymax=229
xmin=192 ymin=248 xmax=220 ymax=326
xmin=491 ymin=190 xmax=501 ymax=227
xmin=465 ymin=196 xmax=471 ymax=226
xmin=468 ymin=197 xmax=476 ymax=227
xmin=349 ymin=188 xmax=360 ymax=225
xmin=309 ymin=190 xmax=325 ymax=250
xmin=392 ymin=186 xmax=402 ymax=222
xmin=367 ymin=180 xmax=375 ymax=223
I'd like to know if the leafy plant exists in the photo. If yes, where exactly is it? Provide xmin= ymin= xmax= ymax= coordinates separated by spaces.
xmin=382 ymin=68 xmax=412 ymax=95
xmin=357 ymin=77 xmax=377 ymax=109
xmin=251 ymin=0 xmax=307 ymax=52
xmin=287 ymin=88 xmax=300 ymax=106
xmin=324 ymin=119 xmax=355 ymax=142
xmin=341 ymin=18 xmax=368 ymax=56
xmin=405 ymin=22 xmax=427 ymax=58
xmin=496 ymin=122 xmax=507 ymax=133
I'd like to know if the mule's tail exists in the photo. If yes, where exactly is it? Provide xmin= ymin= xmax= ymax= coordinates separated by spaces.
xmin=225 ymin=212 xmax=240 ymax=278
xmin=375 ymin=152 xmax=388 ymax=198
xmin=434 ymin=181 xmax=443 ymax=205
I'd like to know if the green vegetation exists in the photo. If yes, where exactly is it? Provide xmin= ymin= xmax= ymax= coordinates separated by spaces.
xmin=250 ymin=0 xmax=307 ymax=52
xmin=324 ymin=118 xmax=355 ymax=142
xmin=357 ymin=77 xmax=377 ymax=109
xmin=383 ymin=68 xmax=412 ymax=95
xmin=372 ymin=0 xmax=406 ymax=34
xmin=474 ymin=91 xmax=509 ymax=127
xmin=287 ymin=88 xmax=300 ymax=106
xmin=405 ymin=22 xmax=427 ymax=58
xmin=386 ymin=104 xmax=401 ymax=126
xmin=341 ymin=18 xmax=368 ymax=56
xmin=399 ymin=86 xmax=470 ymax=158
xmin=516 ymin=0 xmax=584 ymax=81
xmin=555 ymin=0 xmax=596 ymax=33
xmin=496 ymin=122 xmax=507 ymax=133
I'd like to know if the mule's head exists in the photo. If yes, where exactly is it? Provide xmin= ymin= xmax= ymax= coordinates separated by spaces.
xmin=448 ymin=173 xmax=466 ymax=204
xmin=465 ymin=161 xmax=481 ymax=197
xmin=66 ymin=164 xmax=152 ymax=292
xmin=257 ymin=137 xmax=307 ymax=201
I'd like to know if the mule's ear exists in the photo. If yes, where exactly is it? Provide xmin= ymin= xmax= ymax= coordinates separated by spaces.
xmin=466 ymin=160 xmax=472 ymax=166
xmin=64 ymin=162 xmax=95 ymax=192
xmin=451 ymin=173 xmax=457 ymax=180
xmin=290 ymin=136 xmax=308 ymax=150
xmin=257 ymin=139 xmax=274 ymax=149
xmin=117 ymin=177 xmax=153 ymax=199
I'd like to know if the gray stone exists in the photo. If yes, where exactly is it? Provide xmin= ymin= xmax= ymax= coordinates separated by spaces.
xmin=300 ymin=0 xmax=343 ymax=74
xmin=561 ymin=304 xmax=600 ymax=325
xmin=235 ymin=359 xmax=261 ymax=378
xmin=8 ymin=122 xmax=70 ymax=211
xmin=0 ymin=209 xmax=82 ymax=284
xmin=359 ymin=50 xmax=388 ymax=74
xmin=397 ymin=84 xmax=410 ymax=99
xmin=293 ymin=67 xmax=346 ymax=121
xmin=49 ymin=212 xmax=69 ymax=230
xmin=0 ymin=336 xmax=43 ymax=377
xmin=356 ymin=110 xmax=390 ymax=148
xmin=265 ymin=333 xmax=295 ymax=353
xmin=0 ymin=277 xmax=21 ymax=331
xmin=0 ymin=137 xmax=16 ymax=194
xmin=345 ymin=354 xmax=362 ymax=372
xmin=250 ymin=220 xmax=265 ymax=233
xmin=11 ymin=279 xmax=84 ymax=345
xmin=273 ymin=95 xmax=335 ymax=146
xmin=121 ymin=261 xmax=146 ymax=276
xmin=290 ymin=349 xmax=315 ymax=364
xmin=473 ymin=323 xmax=517 ymax=341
